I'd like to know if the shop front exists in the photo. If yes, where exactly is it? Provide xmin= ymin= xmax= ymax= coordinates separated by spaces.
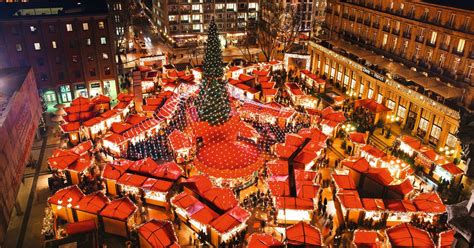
xmin=74 ymin=83 xmax=88 ymax=98
xmin=89 ymin=82 xmax=103 ymax=97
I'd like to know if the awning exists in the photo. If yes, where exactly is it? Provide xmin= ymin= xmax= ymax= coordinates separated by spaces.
xmin=353 ymin=230 xmax=379 ymax=248
xmin=137 ymin=220 xmax=179 ymax=248
xmin=210 ymin=206 xmax=250 ymax=234
xmin=386 ymin=223 xmax=434 ymax=247
xmin=247 ymin=233 xmax=283 ymax=248
xmin=100 ymin=197 xmax=137 ymax=221
xmin=336 ymin=189 xmax=363 ymax=209
xmin=429 ymin=84 xmax=463 ymax=99
xmin=286 ymin=221 xmax=322 ymax=246
xmin=74 ymin=191 xmax=110 ymax=214
xmin=413 ymin=192 xmax=446 ymax=213
xmin=48 ymin=185 xmax=84 ymax=207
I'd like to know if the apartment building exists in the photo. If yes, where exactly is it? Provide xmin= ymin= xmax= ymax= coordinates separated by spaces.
xmin=309 ymin=0 xmax=474 ymax=158
xmin=0 ymin=0 xmax=118 ymax=107
xmin=153 ymin=0 xmax=259 ymax=47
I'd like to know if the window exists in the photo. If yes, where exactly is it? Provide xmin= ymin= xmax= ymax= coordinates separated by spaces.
xmin=102 ymin=53 xmax=109 ymax=59
xmin=72 ymin=55 xmax=78 ymax=63
xmin=397 ymin=105 xmax=407 ymax=121
xmin=382 ymin=33 xmax=388 ymax=46
xmin=52 ymin=41 xmax=57 ymax=49
xmin=55 ymin=56 xmax=61 ymax=64
xmin=11 ymin=26 xmax=18 ymax=35
xmin=216 ymin=4 xmax=224 ymax=10
xmin=98 ymin=22 xmax=105 ymax=29
xmin=418 ymin=117 xmax=429 ymax=132
xmin=83 ymin=23 xmax=89 ymax=30
xmin=86 ymin=38 xmax=91 ymax=46
xmin=15 ymin=44 xmax=22 ymax=52
xmin=368 ymin=88 xmax=374 ymax=99
xmin=40 ymin=73 xmax=48 ymax=81
xmin=34 ymin=42 xmax=41 ymax=50
xmin=115 ymin=15 xmax=120 ymax=23
xmin=430 ymin=31 xmax=437 ymax=45
xmin=169 ymin=15 xmax=176 ymax=21
xmin=448 ymin=14 xmax=455 ymax=26
xmin=192 ymin=4 xmax=201 ymax=11
xmin=87 ymin=56 xmax=94 ymax=61
xmin=37 ymin=58 xmax=45 ymax=66
xmin=100 ymin=37 xmax=107 ymax=44
xmin=457 ymin=39 xmax=465 ymax=53
xmin=30 ymin=25 xmax=37 ymax=32
xmin=376 ymin=93 xmax=383 ymax=103
xmin=58 ymin=72 xmax=65 ymax=81
xmin=74 ymin=70 xmax=81 ymax=78
xmin=89 ymin=68 xmax=96 ymax=77
xmin=48 ymin=25 xmax=55 ymax=33
xmin=387 ymin=99 xmax=395 ymax=110
xmin=446 ymin=126 xmax=458 ymax=148
xmin=430 ymin=116 xmax=443 ymax=142
xmin=105 ymin=67 xmax=111 ymax=75
xmin=66 ymin=24 xmax=73 ymax=32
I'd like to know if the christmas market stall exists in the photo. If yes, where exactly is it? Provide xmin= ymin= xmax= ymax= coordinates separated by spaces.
xmin=91 ymin=95 xmax=111 ymax=112
xmin=99 ymin=197 xmax=139 ymax=238
xmin=260 ymin=81 xmax=278 ymax=103
xmin=319 ymin=107 xmax=347 ymax=137
xmin=300 ymin=69 xmax=326 ymax=93
xmin=137 ymin=219 xmax=180 ymax=248
xmin=285 ymin=221 xmax=322 ymax=247
xmin=354 ymin=99 xmax=391 ymax=124
xmin=348 ymin=132 xmax=368 ymax=156
xmin=285 ymin=82 xmax=318 ymax=109
xmin=246 ymin=233 xmax=283 ymax=248
xmin=48 ymin=142 xmax=94 ymax=185
xmin=360 ymin=144 xmax=387 ymax=167
xmin=102 ymin=159 xmax=133 ymax=196
xmin=48 ymin=185 xmax=85 ymax=223
xmin=385 ymin=223 xmax=435 ymax=247
xmin=73 ymin=191 xmax=110 ymax=226
xmin=168 ymin=129 xmax=194 ymax=163
xmin=209 ymin=206 xmax=250 ymax=247
xmin=239 ymin=101 xmax=296 ymax=127
xmin=171 ymin=192 xmax=219 ymax=234
xmin=438 ymin=229 xmax=455 ymax=248
xmin=352 ymin=230 xmax=380 ymax=248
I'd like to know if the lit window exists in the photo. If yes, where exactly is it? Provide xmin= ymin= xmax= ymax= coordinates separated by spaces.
xmin=105 ymin=67 xmax=111 ymax=75
xmin=100 ymin=37 xmax=107 ymax=44
xmin=15 ymin=44 xmax=22 ymax=52
xmin=30 ymin=25 xmax=37 ymax=32
xmin=72 ymin=55 xmax=78 ymax=63
xmin=98 ymin=22 xmax=105 ymax=29
xmin=102 ymin=53 xmax=109 ymax=59
xmin=86 ymin=38 xmax=91 ymax=46
xmin=430 ymin=31 xmax=437 ymax=45
xmin=457 ymin=39 xmax=465 ymax=53
xmin=66 ymin=24 xmax=73 ymax=32
xmin=52 ymin=41 xmax=57 ymax=49
xmin=34 ymin=42 xmax=41 ymax=50
xmin=83 ymin=23 xmax=89 ymax=31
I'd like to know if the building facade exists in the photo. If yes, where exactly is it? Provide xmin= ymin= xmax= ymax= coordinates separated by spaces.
xmin=309 ymin=0 xmax=474 ymax=158
xmin=0 ymin=67 xmax=41 ymax=243
xmin=0 ymin=0 xmax=119 ymax=107
xmin=153 ymin=0 xmax=259 ymax=47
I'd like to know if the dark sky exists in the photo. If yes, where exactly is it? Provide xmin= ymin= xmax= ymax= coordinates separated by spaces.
xmin=424 ymin=0 xmax=474 ymax=11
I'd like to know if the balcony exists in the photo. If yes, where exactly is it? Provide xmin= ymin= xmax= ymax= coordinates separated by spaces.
xmin=415 ymin=35 xmax=424 ymax=43
xmin=402 ymin=32 xmax=411 ymax=39
xmin=439 ymin=43 xmax=449 ymax=51
xmin=426 ymin=41 xmax=436 ymax=47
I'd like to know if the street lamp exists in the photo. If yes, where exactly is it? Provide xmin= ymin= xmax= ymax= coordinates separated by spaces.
xmin=439 ymin=146 xmax=455 ymax=157
xmin=341 ymin=123 xmax=356 ymax=134
xmin=345 ymin=90 xmax=357 ymax=111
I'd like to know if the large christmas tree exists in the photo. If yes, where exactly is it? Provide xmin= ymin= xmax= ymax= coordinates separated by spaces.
xmin=195 ymin=17 xmax=231 ymax=126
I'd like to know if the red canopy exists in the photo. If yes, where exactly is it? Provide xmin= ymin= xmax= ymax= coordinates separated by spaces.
xmin=129 ymin=157 xmax=160 ymax=176
xmin=182 ymin=175 xmax=213 ymax=194
xmin=388 ymin=178 xmax=414 ymax=196
xmin=48 ymin=185 xmax=84 ymax=207
xmin=102 ymin=159 xmax=133 ymax=180
xmin=65 ymin=220 xmax=96 ymax=235
xmin=286 ymin=222 xmax=322 ymax=247
xmin=349 ymin=132 xmax=368 ymax=144
xmin=126 ymin=114 xmax=147 ymax=125
xmin=60 ymin=122 xmax=81 ymax=132
xmin=400 ymin=136 xmax=423 ymax=150
xmin=361 ymin=144 xmax=387 ymax=158
xmin=354 ymin=99 xmax=391 ymax=113
xmin=384 ymin=199 xmax=417 ymax=212
xmin=71 ymin=96 xmax=91 ymax=106
xmin=413 ymin=192 xmax=446 ymax=213
xmin=117 ymin=93 xmax=134 ymax=102
xmin=441 ymin=163 xmax=463 ymax=176
xmin=366 ymin=167 xmax=394 ymax=185
xmin=275 ymin=197 xmax=313 ymax=210
xmin=172 ymin=193 xmax=219 ymax=224
xmin=118 ymin=173 xmax=147 ymax=188
xmin=353 ymin=230 xmax=379 ymax=248
xmin=362 ymin=198 xmax=386 ymax=211
xmin=70 ymin=140 xmax=93 ymax=156
xmin=210 ymin=206 xmax=250 ymax=233
xmin=68 ymin=154 xmax=93 ymax=172
xmin=91 ymin=95 xmax=110 ymax=104
xmin=141 ymin=178 xmax=173 ymax=192
xmin=238 ymin=74 xmax=255 ymax=82
xmin=100 ymin=197 xmax=137 ymax=221
xmin=252 ymin=69 xmax=269 ymax=76
xmin=332 ymin=174 xmax=357 ymax=189
xmin=342 ymin=157 xmax=370 ymax=173
xmin=137 ymin=220 xmax=179 ymax=248
xmin=103 ymin=133 xmax=127 ymax=145
xmin=337 ymin=189 xmax=363 ymax=209
xmin=438 ymin=229 xmax=455 ymax=248
xmin=275 ymin=143 xmax=298 ymax=159
xmin=150 ymin=161 xmax=182 ymax=181
xmin=74 ymin=191 xmax=110 ymax=214
xmin=203 ymin=188 xmax=238 ymax=212
xmin=48 ymin=149 xmax=79 ymax=170
xmin=247 ymin=233 xmax=283 ymax=248
xmin=111 ymin=122 xmax=133 ymax=134
xmin=294 ymin=151 xmax=318 ymax=165
xmin=267 ymin=159 xmax=289 ymax=176
xmin=386 ymin=223 xmax=434 ymax=247
xmin=168 ymin=130 xmax=192 ymax=151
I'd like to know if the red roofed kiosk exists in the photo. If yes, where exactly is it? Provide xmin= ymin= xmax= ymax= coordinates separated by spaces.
xmin=99 ymin=197 xmax=139 ymax=237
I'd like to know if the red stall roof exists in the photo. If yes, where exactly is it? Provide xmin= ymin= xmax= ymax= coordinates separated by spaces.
xmin=342 ymin=157 xmax=370 ymax=173
xmin=103 ymin=132 xmax=127 ymax=145
xmin=138 ymin=220 xmax=179 ymax=248
xmin=413 ymin=192 xmax=446 ymax=213
xmin=400 ymin=136 xmax=423 ymax=150
xmin=333 ymin=174 xmax=357 ymax=189
xmin=275 ymin=143 xmax=298 ymax=159
xmin=286 ymin=222 xmax=322 ymax=246
xmin=267 ymin=159 xmax=289 ymax=176
xmin=150 ymin=161 xmax=182 ymax=181
xmin=48 ymin=185 xmax=84 ymax=207
xmin=111 ymin=122 xmax=133 ymax=134
xmin=441 ymin=163 xmax=463 ymax=176
xmin=117 ymin=93 xmax=134 ymax=102
xmin=298 ymin=128 xmax=328 ymax=145
xmin=102 ymin=159 xmax=133 ymax=180
xmin=60 ymin=122 xmax=81 ymax=133
xmin=91 ymin=95 xmax=110 ymax=104
xmin=182 ymin=175 xmax=213 ymax=194
xmin=70 ymin=140 xmax=93 ymax=156
xmin=65 ymin=220 xmax=97 ymax=235
xmin=438 ymin=229 xmax=455 ymax=248
xmin=129 ymin=157 xmax=159 ymax=176
xmin=354 ymin=99 xmax=391 ymax=113
xmin=247 ymin=233 xmax=283 ymax=248
xmin=118 ymin=173 xmax=147 ymax=188
xmin=252 ymin=70 xmax=269 ymax=76
xmin=275 ymin=197 xmax=313 ymax=210
xmin=386 ymin=223 xmax=434 ymax=248
xmin=68 ymin=155 xmax=92 ymax=172
xmin=384 ymin=199 xmax=417 ymax=212
xmin=48 ymin=149 xmax=79 ymax=170
xmin=361 ymin=145 xmax=387 ymax=158
xmin=362 ymin=198 xmax=386 ymax=211
xmin=294 ymin=151 xmax=318 ymax=165
xmin=100 ymin=197 xmax=137 ymax=221
xmin=210 ymin=206 xmax=250 ymax=234
xmin=126 ymin=114 xmax=147 ymax=125
xmin=366 ymin=167 xmax=394 ymax=185
xmin=353 ymin=230 xmax=379 ymax=248
xmin=74 ymin=191 xmax=110 ymax=214
xmin=203 ymin=188 xmax=238 ymax=212
xmin=349 ymin=132 xmax=368 ymax=144
xmin=388 ymin=178 xmax=414 ymax=196
xmin=168 ymin=130 xmax=192 ymax=151
xmin=337 ymin=189 xmax=363 ymax=209
xmin=142 ymin=178 xmax=173 ymax=192
xmin=238 ymin=74 xmax=255 ymax=82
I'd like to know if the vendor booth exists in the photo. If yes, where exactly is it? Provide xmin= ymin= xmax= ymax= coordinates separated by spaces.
xmin=247 ymin=233 xmax=283 ymax=248
xmin=209 ymin=206 xmax=250 ymax=247
xmin=73 ymin=191 xmax=110 ymax=226
xmin=168 ymin=129 xmax=194 ymax=163
xmin=352 ymin=230 xmax=380 ymax=248
xmin=385 ymin=223 xmax=435 ymax=247
xmin=285 ymin=221 xmax=322 ymax=247
xmin=99 ymin=197 xmax=139 ymax=238
xmin=48 ymin=185 xmax=85 ymax=223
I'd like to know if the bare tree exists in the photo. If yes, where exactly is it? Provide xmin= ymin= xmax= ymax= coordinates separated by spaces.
xmin=257 ymin=2 xmax=302 ymax=62
xmin=235 ymin=19 xmax=259 ymax=63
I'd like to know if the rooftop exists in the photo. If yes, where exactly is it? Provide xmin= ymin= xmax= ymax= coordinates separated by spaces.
xmin=0 ymin=0 xmax=108 ymax=20
xmin=0 ymin=67 xmax=30 ymax=126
